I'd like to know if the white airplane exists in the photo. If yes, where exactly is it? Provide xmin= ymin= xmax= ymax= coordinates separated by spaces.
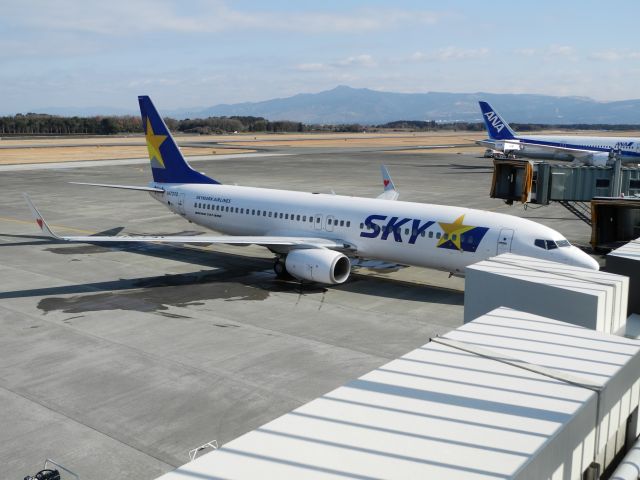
xmin=478 ymin=101 xmax=640 ymax=166
xmin=24 ymin=96 xmax=599 ymax=286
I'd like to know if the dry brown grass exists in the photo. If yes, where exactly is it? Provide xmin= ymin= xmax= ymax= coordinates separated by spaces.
xmin=0 ymin=146 xmax=255 ymax=165
xmin=2 ymin=129 xmax=638 ymax=164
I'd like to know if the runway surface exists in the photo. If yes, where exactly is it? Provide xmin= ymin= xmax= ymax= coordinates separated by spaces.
xmin=0 ymin=146 xmax=596 ymax=478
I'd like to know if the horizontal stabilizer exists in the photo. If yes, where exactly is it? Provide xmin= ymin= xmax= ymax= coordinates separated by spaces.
xmin=70 ymin=182 xmax=165 ymax=192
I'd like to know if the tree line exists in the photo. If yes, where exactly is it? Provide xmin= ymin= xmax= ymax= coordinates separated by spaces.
xmin=1 ymin=113 xmax=638 ymax=136
xmin=377 ymin=120 xmax=640 ymax=132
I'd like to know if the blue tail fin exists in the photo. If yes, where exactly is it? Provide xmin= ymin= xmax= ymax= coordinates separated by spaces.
xmin=478 ymin=101 xmax=516 ymax=140
xmin=138 ymin=96 xmax=219 ymax=184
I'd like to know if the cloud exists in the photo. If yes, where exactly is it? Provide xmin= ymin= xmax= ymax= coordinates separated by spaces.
xmin=295 ymin=54 xmax=377 ymax=72
xmin=590 ymin=50 xmax=640 ymax=62
xmin=514 ymin=48 xmax=536 ymax=57
xmin=334 ymin=55 xmax=377 ymax=68
xmin=512 ymin=45 xmax=578 ymax=62
xmin=2 ymin=1 xmax=445 ymax=36
xmin=547 ymin=45 xmax=575 ymax=57
xmin=410 ymin=47 xmax=489 ymax=62
xmin=295 ymin=63 xmax=329 ymax=72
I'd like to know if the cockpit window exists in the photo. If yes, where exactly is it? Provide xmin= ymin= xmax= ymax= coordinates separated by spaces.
xmin=534 ymin=238 xmax=567 ymax=250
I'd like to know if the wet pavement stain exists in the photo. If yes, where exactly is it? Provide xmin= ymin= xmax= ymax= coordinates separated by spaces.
xmin=36 ymin=267 xmax=326 ymax=315
xmin=46 ymin=245 xmax=113 ymax=255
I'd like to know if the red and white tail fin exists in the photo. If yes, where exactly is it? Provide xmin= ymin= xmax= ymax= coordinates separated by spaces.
xmin=23 ymin=193 xmax=62 ymax=240
xmin=377 ymin=165 xmax=399 ymax=200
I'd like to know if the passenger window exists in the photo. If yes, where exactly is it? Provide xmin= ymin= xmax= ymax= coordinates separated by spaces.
xmin=263 ymin=211 xmax=267 ymax=216
xmin=285 ymin=214 xmax=289 ymax=219
xmin=268 ymin=212 xmax=272 ymax=217
xmin=443 ymin=233 xmax=449 ymax=240
xmin=452 ymin=234 xmax=457 ymax=241
xmin=252 ymin=209 xmax=255 ymax=215
xmin=428 ymin=231 xmax=433 ymax=238
xmin=279 ymin=213 xmax=283 ymax=219
xmin=421 ymin=231 xmax=426 ymax=237
xmin=340 ymin=220 xmax=344 ymax=227
xmin=303 ymin=216 xmax=307 ymax=221
xmin=240 ymin=208 xmax=244 ymax=214
xmin=309 ymin=217 xmax=313 ymax=223
xmin=436 ymin=232 xmax=441 ymax=239
xmin=296 ymin=215 xmax=300 ymax=221
xmin=405 ymin=228 xmax=409 ymax=235
xmin=360 ymin=223 xmax=364 ymax=229
xmin=346 ymin=221 xmax=350 ymax=227
xmin=257 ymin=210 xmax=261 ymax=215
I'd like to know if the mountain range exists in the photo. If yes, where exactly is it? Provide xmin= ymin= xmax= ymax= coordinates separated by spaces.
xmin=34 ymin=86 xmax=640 ymax=125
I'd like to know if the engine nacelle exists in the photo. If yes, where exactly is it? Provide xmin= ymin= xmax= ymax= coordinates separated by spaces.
xmin=585 ymin=152 xmax=610 ymax=167
xmin=285 ymin=249 xmax=351 ymax=285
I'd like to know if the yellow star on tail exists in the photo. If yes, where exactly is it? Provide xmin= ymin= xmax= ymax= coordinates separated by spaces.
xmin=437 ymin=214 xmax=475 ymax=250
xmin=145 ymin=118 xmax=167 ymax=168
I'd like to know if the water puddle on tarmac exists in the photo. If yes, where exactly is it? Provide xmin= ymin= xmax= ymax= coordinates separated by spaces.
xmin=37 ymin=268 xmax=327 ymax=315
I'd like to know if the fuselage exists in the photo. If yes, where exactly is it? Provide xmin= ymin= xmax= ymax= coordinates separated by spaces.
xmin=509 ymin=135 xmax=640 ymax=162
xmin=151 ymin=182 xmax=599 ymax=273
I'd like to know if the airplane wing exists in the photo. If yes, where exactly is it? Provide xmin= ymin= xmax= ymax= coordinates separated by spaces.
xmin=376 ymin=165 xmax=399 ymax=200
xmin=503 ymin=139 xmax=602 ymax=159
xmin=474 ymin=139 xmax=497 ymax=149
xmin=24 ymin=194 xmax=354 ymax=251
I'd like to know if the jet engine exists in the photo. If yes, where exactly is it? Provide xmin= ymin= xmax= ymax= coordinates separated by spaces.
xmin=285 ymin=249 xmax=351 ymax=284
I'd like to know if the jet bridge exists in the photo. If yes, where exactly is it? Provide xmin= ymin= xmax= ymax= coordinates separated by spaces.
xmin=490 ymin=158 xmax=640 ymax=249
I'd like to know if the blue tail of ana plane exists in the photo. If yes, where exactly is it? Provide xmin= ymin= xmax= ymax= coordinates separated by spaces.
xmin=479 ymin=101 xmax=516 ymax=140
xmin=138 ymin=95 xmax=219 ymax=184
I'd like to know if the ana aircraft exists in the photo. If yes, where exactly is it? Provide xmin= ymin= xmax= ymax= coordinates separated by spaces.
xmin=478 ymin=101 xmax=640 ymax=166
xmin=25 ymin=96 xmax=599 ymax=286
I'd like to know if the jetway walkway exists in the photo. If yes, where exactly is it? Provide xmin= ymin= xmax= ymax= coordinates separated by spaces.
xmin=490 ymin=158 xmax=640 ymax=249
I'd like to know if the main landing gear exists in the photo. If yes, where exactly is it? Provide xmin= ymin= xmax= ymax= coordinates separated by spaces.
xmin=274 ymin=257 xmax=293 ymax=280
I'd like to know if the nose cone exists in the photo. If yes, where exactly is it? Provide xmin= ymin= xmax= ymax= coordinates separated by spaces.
xmin=573 ymin=249 xmax=600 ymax=270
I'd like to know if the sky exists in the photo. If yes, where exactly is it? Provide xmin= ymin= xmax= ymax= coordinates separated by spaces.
xmin=2 ymin=0 xmax=640 ymax=114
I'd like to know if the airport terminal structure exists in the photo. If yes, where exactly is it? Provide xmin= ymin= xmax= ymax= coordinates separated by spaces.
xmin=3 ymin=110 xmax=640 ymax=479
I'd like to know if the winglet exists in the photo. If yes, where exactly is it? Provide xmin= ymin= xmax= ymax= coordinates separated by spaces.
xmin=23 ymin=193 xmax=62 ymax=240
xmin=377 ymin=165 xmax=399 ymax=200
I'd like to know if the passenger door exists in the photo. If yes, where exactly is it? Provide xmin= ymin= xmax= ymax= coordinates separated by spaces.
xmin=496 ymin=228 xmax=514 ymax=255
